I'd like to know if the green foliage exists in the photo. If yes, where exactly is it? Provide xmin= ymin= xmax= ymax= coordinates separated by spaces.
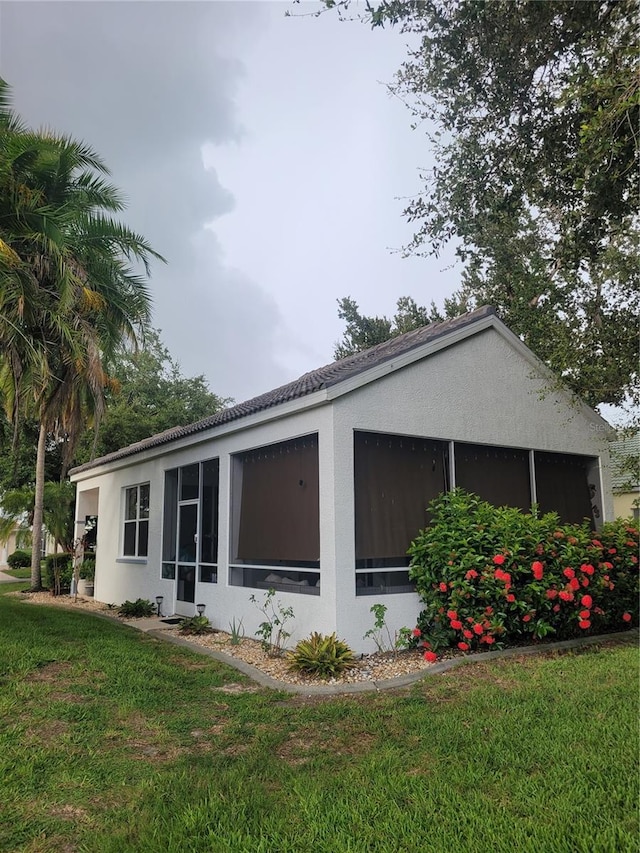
xmin=117 ymin=598 xmax=156 ymax=618
xmin=287 ymin=632 xmax=356 ymax=679
xmin=80 ymin=557 xmax=95 ymax=582
xmin=43 ymin=553 xmax=73 ymax=595
xmin=334 ymin=295 xmax=461 ymax=359
xmin=179 ymin=615 xmax=214 ymax=636
xmin=325 ymin=1 xmax=639 ymax=410
xmin=363 ymin=603 xmax=412 ymax=654
xmin=408 ymin=490 xmax=639 ymax=655
xmin=249 ymin=588 xmax=295 ymax=655
xmin=228 ymin=616 xmax=245 ymax=645
xmin=6 ymin=549 xmax=30 ymax=569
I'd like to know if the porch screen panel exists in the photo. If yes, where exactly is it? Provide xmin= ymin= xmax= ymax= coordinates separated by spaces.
xmin=236 ymin=435 xmax=319 ymax=564
xmin=454 ymin=443 xmax=531 ymax=511
xmin=534 ymin=451 xmax=593 ymax=526
xmin=201 ymin=459 xmax=219 ymax=564
xmin=354 ymin=432 xmax=447 ymax=567
xmin=162 ymin=469 xmax=178 ymax=562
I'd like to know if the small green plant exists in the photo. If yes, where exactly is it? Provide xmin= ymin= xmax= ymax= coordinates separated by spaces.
xmin=363 ymin=603 xmax=410 ymax=655
xmin=228 ymin=616 xmax=245 ymax=645
xmin=80 ymin=557 xmax=95 ymax=581
xmin=249 ymin=588 xmax=295 ymax=655
xmin=179 ymin=615 xmax=214 ymax=635
xmin=287 ymin=632 xmax=356 ymax=679
xmin=7 ymin=549 xmax=31 ymax=570
xmin=118 ymin=598 xmax=156 ymax=618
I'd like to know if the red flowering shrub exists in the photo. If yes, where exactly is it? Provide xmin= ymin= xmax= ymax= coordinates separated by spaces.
xmin=408 ymin=490 xmax=639 ymax=655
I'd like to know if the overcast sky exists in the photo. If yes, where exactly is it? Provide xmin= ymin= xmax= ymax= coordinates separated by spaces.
xmin=0 ymin=1 xmax=460 ymax=404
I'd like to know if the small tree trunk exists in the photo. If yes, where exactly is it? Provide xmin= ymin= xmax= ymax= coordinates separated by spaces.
xmin=30 ymin=423 xmax=46 ymax=591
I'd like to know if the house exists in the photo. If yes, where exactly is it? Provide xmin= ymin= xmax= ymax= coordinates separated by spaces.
xmin=69 ymin=307 xmax=614 ymax=653
xmin=610 ymin=431 xmax=640 ymax=520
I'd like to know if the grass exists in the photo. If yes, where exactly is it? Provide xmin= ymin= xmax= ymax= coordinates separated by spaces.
xmin=0 ymin=585 xmax=638 ymax=853
xmin=2 ymin=566 xmax=32 ymax=579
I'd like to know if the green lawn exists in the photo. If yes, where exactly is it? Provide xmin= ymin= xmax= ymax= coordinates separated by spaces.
xmin=2 ymin=566 xmax=32 ymax=579
xmin=0 ymin=584 xmax=638 ymax=853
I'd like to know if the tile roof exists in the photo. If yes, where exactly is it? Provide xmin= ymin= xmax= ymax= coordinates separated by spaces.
xmin=610 ymin=432 xmax=640 ymax=491
xmin=70 ymin=305 xmax=496 ymax=474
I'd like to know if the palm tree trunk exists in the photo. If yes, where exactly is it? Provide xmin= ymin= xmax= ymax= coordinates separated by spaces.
xmin=30 ymin=423 xmax=46 ymax=591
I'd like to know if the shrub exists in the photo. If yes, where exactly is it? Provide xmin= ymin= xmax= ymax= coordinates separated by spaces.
xmin=179 ymin=615 xmax=214 ymax=635
xmin=43 ymin=553 xmax=73 ymax=595
xmin=118 ymin=598 xmax=156 ymax=618
xmin=7 ymin=549 xmax=31 ymax=569
xmin=249 ymin=588 xmax=295 ymax=655
xmin=287 ymin=632 xmax=355 ymax=679
xmin=80 ymin=557 xmax=95 ymax=581
xmin=408 ymin=490 xmax=638 ymax=658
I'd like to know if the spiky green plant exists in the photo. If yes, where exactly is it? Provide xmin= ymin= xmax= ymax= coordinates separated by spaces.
xmin=287 ymin=632 xmax=355 ymax=679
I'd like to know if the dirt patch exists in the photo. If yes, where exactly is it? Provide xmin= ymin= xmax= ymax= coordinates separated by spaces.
xmin=25 ymin=661 xmax=74 ymax=684
xmin=48 ymin=804 xmax=89 ymax=822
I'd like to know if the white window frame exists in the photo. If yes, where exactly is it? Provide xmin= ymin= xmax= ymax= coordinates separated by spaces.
xmin=121 ymin=483 xmax=150 ymax=559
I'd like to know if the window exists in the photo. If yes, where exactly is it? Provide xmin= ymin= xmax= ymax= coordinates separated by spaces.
xmin=454 ymin=442 xmax=531 ymax=511
xmin=230 ymin=434 xmax=320 ymax=595
xmin=354 ymin=431 xmax=448 ymax=594
xmin=123 ymin=483 xmax=149 ymax=557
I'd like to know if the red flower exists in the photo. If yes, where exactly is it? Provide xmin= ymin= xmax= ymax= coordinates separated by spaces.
xmin=457 ymin=642 xmax=470 ymax=651
xmin=559 ymin=591 xmax=573 ymax=602
xmin=493 ymin=555 xmax=506 ymax=565
xmin=411 ymin=628 xmax=422 ymax=637
xmin=622 ymin=612 xmax=632 ymax=623
xmin=569 ymin=578 xmax=580 ymax=591
xmin=553 ymin=530 xmax=565 ymax=539
xmin=506 ymin=593 xmax=516 ymax=603
xmin=450 ymin=619 xmax=463 ymax=630
xmin=482 ymin=635 xmax=495 ymax=645
xmin=579 ymin=610 xmax=591 ymax=620
xmin=485 ymin=606 xmax=494 ymax=615
xmin=563 ymin=568 xmax=575 ymax=579
xmin=580 ymin=563 xmax=595 ymax=575
xmin=473 ymin=623 xmax=484 ymax=635
xmin=591 ymin=539 xmax=602 ymax=548
xmin=438 ymin=582 xmax=448 ymax=592
xmin=578 ymin=620 xmax=591 ymax=630
xmin=546 ymin=589 xmax=558 ymax=599
xmin=608 ymin=548 xmax=617 ymax=555
xmin=424 ymin=650 xmax=438 ymax=663
xmin=602 ymin=562 xmax=613 ymax=570
xmin=465 ymin=569 xmax=479 ymax=580
xmin=494 ymin=568 xmax=505 ymax=581
xmin=463 ymin=629 xmax=474 ymax=640
xmin=522 ymin=614 xmax=531 ymax=623
xmin=531 ymin=561 xmax=544 ymax=580
xmin=626 ymin=540 xmax=636 ymax=548
xmin=421 ymin=640 xmax=431 ymax=648
xmin=553 ymin=604 xmax=561 ymax=613
xmin=446 ymin=610 xmax=458 ymax=620
xmin=581 ymin=578 xmax=589 ymax=587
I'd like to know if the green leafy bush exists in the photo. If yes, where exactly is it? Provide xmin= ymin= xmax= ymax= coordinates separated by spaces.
xmin=287 ymin=632 xmax=355 ymax=679
xmin=118 ymin=598 xmax=156 ymax=618
xmin=179 ymin=615 xmax=214 ymax=635
xmin=249 ymin=588 xmax=295 ymax=655
xmin=408 ymin=490 xmax=639 ymax=658
xmin=7 ymin=549 xmax=31 ymax=569
xmin=43 ymin=553 xmax=73 ymax=594
xmin=80 ymin=557 xmax=95 ymax=581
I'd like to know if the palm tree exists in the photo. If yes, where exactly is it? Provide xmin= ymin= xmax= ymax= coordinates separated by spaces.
xmin=0 ymin=78 xmax=164 ymax=589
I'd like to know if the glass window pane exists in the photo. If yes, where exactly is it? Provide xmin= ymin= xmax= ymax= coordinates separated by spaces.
xmin=162 ymin=470 xmax=178 ymax=562
xmin=180 ymin=464 xmax=199 ymax=501
xmin=162 ymin=563 xmax=176 ymax=579
xmin=138 ymin=521 xmax=149 ymax=557
xmin=125 ymin=488 xmax=138 ymax=520
xmin=123 ymin=521 xmax=136 ymax=555
xmin=139 ymin=484 xmax=150 ymax=519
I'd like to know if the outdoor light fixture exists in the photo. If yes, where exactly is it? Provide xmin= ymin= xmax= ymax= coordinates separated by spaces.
xmin=196 ymin=603 xmax=206 ymax=617
xmin=155 ymin=595 xmax=163 ymax=617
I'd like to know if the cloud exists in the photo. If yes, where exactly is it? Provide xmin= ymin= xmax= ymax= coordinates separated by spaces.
xmin=0 ymin=0 xmax=289 ymax=401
